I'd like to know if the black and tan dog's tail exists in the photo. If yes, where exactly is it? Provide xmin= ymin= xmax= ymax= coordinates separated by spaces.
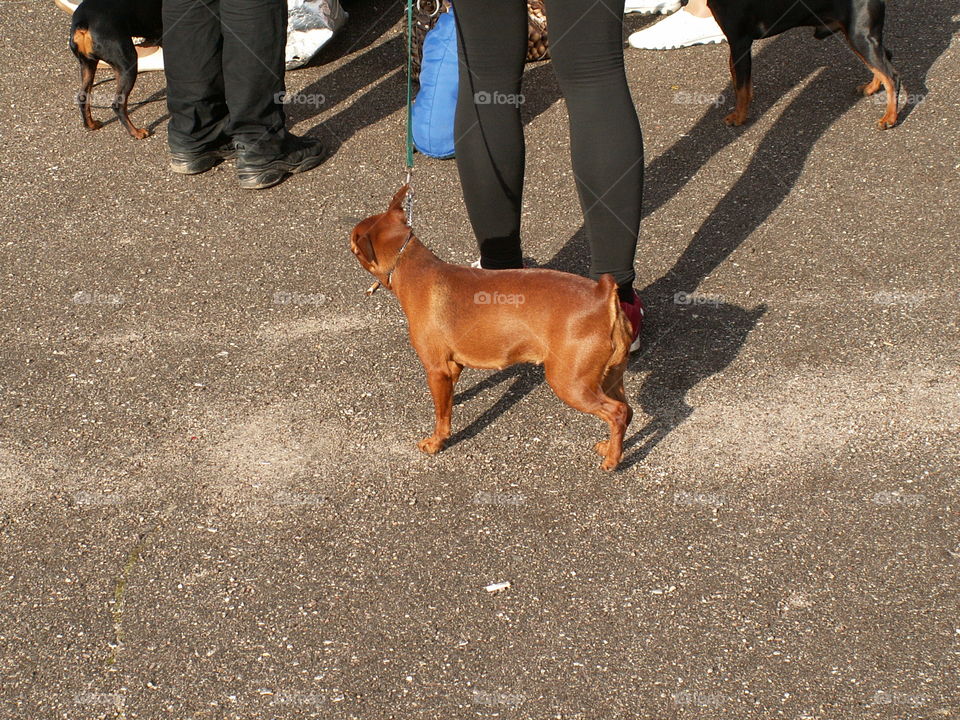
xmin=70 ymin=26 xmax=95 ymax=58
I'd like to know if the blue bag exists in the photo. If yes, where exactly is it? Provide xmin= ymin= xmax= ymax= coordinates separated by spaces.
xmin=411 ymin=8 xmax=458 ymax=159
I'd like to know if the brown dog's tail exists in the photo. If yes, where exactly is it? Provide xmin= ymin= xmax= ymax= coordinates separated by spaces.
xmin=597 ymin=274 xmax=631 ymax=372
xmin=71 ymin=27 xmax=95 ymax=58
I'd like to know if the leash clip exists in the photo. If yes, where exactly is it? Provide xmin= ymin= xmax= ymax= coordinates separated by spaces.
xmin=404 ymin=168 xmax=415 ymax=226
xmin=416 ymin=0 xmax=443 ymax=19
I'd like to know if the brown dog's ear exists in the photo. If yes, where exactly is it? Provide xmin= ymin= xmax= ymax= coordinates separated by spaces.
xmin=352 ymin=231 xmax=377 ymax=271
xmin=388 ymin=185 xmax=409 ymax=214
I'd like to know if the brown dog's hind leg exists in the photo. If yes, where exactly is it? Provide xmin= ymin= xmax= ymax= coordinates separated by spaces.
xmin=77 ymin=56 xmax=102 ymax=130
xmin=546 ymin=363 xmax=630 ymax=471
xmin=417 ymin=361 xmax=462 ymax=455
xmin=593 ymin=360 xmax=632 ymax=463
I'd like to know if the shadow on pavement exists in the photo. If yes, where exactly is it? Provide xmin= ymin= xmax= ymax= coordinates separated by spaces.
xmin=448 ymin=1 xmax=955 ymax=466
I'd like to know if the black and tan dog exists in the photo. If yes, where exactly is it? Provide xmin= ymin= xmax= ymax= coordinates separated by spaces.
xmin=69 ymin=0 xmax=162 ymax=138
xmin=707 ymin=0 xmax=902 ymax=129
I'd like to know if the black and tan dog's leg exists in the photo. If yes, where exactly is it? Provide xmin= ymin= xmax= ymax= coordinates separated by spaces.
xmin=77 ymin=56 xmax=102 ymax=131
xmin=724 ymin=40 xmax=754 ymax=126
xmin=725 ymin=42 xmax=754 ymax=126
xmin=858 ymin=69 xmax=883 ymax=97
xmin=846 ymin=34 xmax=901 ymax=129
xmin=417 ymin=360 xmax=463 ymax=454
xmin=107 ymin=44 xmax=149 ymax=139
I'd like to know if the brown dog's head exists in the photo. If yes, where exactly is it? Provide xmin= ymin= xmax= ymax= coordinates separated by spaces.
xmin=350 ymin=185 xmax=412 ymax=289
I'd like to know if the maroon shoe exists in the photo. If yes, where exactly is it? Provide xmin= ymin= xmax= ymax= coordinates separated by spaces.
xmin=620 ymin=291 xmax=645 ymax=352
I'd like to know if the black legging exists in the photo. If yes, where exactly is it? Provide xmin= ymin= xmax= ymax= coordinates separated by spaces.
xmin=453 ymin=0 xmax=643 ymax=296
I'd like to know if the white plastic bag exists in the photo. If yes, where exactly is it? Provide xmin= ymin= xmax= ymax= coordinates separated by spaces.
xmin=285 ymin=0 xmax=348 ymax=70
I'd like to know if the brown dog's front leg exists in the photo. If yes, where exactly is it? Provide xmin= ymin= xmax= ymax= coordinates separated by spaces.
xmin=417 ymin=361 xmax=462 ymax=454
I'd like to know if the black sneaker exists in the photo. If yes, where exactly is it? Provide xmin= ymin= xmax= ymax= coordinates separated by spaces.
xmin=235 ymin=134 xmax=328 ymax=190
xmin=169 ymin=139 xmax=236 ymax=175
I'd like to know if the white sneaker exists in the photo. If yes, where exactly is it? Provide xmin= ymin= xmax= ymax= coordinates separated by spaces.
xmin=628 ymin=8 xmax=727 ymax=49
xmin=135 ymin=46 xmax=164 ymax=73
xmin=624 ymin=0 xmax=681 ymax=15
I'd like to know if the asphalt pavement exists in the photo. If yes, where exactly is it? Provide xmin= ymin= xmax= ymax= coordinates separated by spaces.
xmin=1 ymin=1 xmax=958 ymax=718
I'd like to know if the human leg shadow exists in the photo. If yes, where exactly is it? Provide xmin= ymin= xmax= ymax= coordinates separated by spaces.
xmin=305 ymin=68 xmax=405 ymax=154
xmin=644 ymin=0 xmax=956 ymax=218
xmin=289 ymin=35 xmax=404 ymax=127
xmin=618 ymin=300 xmax=766 ymax=469
xmin=304 ymin=0 xmax=404 ymax=66
xmin=420 ymin=2 xmax=956 ymax=461
xmin=874 ymin=0 xmax=957 ymax=126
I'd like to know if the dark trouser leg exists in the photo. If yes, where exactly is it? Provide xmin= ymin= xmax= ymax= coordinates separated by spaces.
xmin=221 ymin=0 xmax=288 ymax=153
xmin=163 ymin=0 xmax=230 ymax=152
xmin=453 ymin=0 xmax=528 ymax=269
xmin=546 ymin=0 xmax=643 ymax=293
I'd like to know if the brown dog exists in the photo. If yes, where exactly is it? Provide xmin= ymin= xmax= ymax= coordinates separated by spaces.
xmin=350 ymin=186 xmax=633 ymax=470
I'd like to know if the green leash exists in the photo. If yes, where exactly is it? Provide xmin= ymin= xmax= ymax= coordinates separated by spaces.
xmin=404 ymin=0 xmax=415 ymax=222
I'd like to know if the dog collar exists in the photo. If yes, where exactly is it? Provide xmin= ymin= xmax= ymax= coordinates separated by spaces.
xmin=385 ymin=229 xmax=415 ymax=288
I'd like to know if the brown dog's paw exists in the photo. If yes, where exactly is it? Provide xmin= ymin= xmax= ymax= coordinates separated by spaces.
xmin=130 ymin=127 xmax=150 ymax=140
xmin=876 ymin=115 xmax=898 ymax=130
xmin=723 ymin=111 xmax=747 ymax=127
xmin=594 ymin=441 xmax=621 ymax=471
xmin=84 ymin=120 xmax=103 ymax=131
xmin=599 ymin=455 xmax=620 ymax=472
xmin=417 ymin=436 xmax=446 ymax=454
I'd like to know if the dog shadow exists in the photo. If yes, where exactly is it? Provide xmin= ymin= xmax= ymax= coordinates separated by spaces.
xmin=84 ymin=79 xmax=168 ymax=134
xmin=445 ymin=1 xmax=954 ymax=466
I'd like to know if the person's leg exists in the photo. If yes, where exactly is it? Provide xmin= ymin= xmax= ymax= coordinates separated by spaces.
xmin=163 ymin=0 xmax=230 ymax=153
xmin=546 ymin=0 xmax=643 ymax=298
xmin=453 ymin=0 xmax=528 ymax=269
xmin=684 ymin=0 xmax=713 ymax=18
xmin=220 ymin=0 xmax=288 ymax=153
